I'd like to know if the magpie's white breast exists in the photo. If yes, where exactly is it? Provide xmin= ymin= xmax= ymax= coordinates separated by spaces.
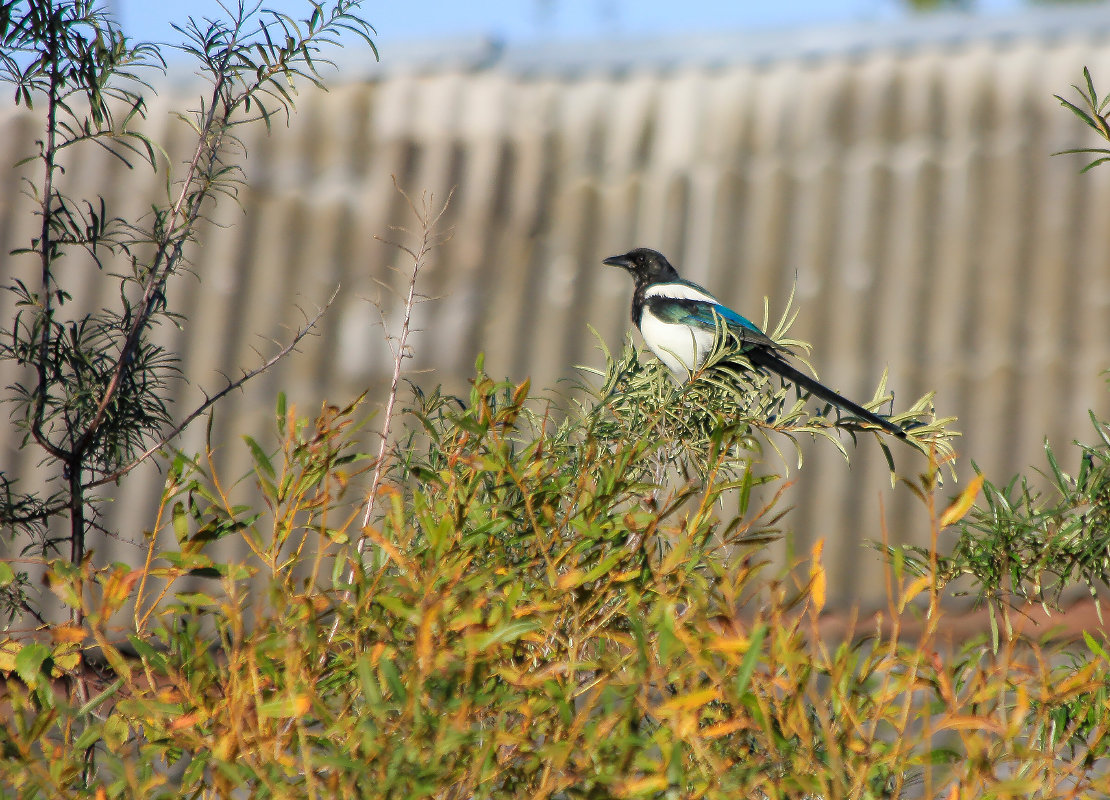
xmin=639 ymin=283 xmax=718 ymax=381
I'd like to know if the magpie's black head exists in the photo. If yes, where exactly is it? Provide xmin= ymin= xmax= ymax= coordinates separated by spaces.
xmin=603 ymin=247 xmax=680 ymax=285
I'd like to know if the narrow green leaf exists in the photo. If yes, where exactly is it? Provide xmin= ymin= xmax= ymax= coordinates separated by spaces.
xmin=257 ymin=696 xmax=304 ymax=718
xmin=356 ymin=657 xmax=382 ymax=703
xmin=1084 ymin=66 xmax=1097 ymax=105
xmin=79 ymin=678 xmax=124 ymax=716
xmin=735 ymin=624 xmax=766 ymax=698
xmin=73 ymin=724 xmax=103 ymax=752
xmin=181 ymin=750 xmax=211 ymax=787
xmin=1080 ymin=157 xmax=1110 ymax=174
xmin=243 ymin=435 xmax=275 ymax=479
xmin=582 ymin=550 xmax=625 ymax=583
xmin=1055 ymin=95 xmax=1100 ymax=131
xmin=379 ymin=658 xmax=406 ymax=702
xmin=172 ymin=501 xmax=189 ymax=543
xmin=474 ymin=619 xmax=539 ymax=650
xmin=1083 ymin=630 xmax=1109 ymax=661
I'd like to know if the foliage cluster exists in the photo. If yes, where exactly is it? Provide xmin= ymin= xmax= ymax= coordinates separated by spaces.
xmin=901 ymin=408 xmax=1110 ymax=637
xmin=4 ymin=364 xmax=1110 ymax=799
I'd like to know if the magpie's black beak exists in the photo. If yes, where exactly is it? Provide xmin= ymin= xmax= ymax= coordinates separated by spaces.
xmin=603 ymin=254 xmax=633 ymax=270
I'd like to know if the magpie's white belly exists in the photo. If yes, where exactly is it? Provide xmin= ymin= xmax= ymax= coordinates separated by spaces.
xmin=640 ymin=312 xmax=714 ymax=381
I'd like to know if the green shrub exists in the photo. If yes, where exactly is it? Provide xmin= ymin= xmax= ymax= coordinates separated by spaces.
xmin=5 ymin=343 xmax=1108 ymax=798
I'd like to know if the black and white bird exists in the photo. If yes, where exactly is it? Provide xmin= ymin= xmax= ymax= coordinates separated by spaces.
xmin=604 ymin=247 xmax=905 ymax=438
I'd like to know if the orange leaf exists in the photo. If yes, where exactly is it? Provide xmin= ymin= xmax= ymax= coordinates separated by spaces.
xmin=50 ymin=625 xmax=86 ymax=644
xmin=101 ymin=568 xmax=143 ymax=616
xmin=416 ymin=603 xmax=438 ymax=667
xmin=661 ymin=687 xmax=720 ymax=712
xmin=810 ymin=539 xmax=826 ymax=614
xmin=940 ymin=474 xmax=985 ymax=527
xmin=157 ymin=687 xmax=184 ymax=704
xmin=556 ymin=569 xmax=585 ymax=590
xmin=708 ymin=635 xmax=752 ymax=653
xmin=170 ymin=712 xmax=202 ymax=731
xmin=700 ymin=719 xmax=747 ymax=738
xmin=935 ymin=715 xmax=1002 ymax=734
xmin=293 ymin=694 xmax=312 ymax=716
xmin=616 ymin=776 xmax=667 ymax=796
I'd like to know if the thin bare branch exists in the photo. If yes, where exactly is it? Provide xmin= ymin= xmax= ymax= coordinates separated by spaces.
xmin=358 ymin=184 xmax=452 ymax=538
xmin=83 ymin=290 xmax=337 ymax=490
xmin=322 ymin=181 xmax=451 ymax=653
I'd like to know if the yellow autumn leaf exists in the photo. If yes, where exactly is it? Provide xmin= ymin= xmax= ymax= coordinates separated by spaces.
xmin=257 ymin=694 xmax=312 ymax=719
xmin=700 ymin=719 xmax=747 ymax=738
xmin=556 ymin=569 xmax=586 ymax=590
xmin=616 ymin=776 xmax=668 ymax=796
xmin=170 ymin=712 xmax=203 ymax=731
xmin=810 ymin=539 xmax=826 ymax=614
xmin=212 ymin=733 xmax=236 ymax=761
xmin=935 ymin=715 xmax=1003 ymax=734
xmin=897 ymin=575 xmax=934 ymax=613
xmin=661 ymin=687 xmax=720 ymax=712
xmin=0 ymin=639 xmax=18 ymax=673
xmin=708 ymin=635 xmax=751 ymax=653
xmin=101 ymin=568 xmax=143 ymax=617
xmin=940 ymin=474 xmax=985 ymax=527
xmin=51 ymin=644 xmax=81 ymax=674
xmin=157 ymin=687 xmax=184 ymax=704
xmin=416 ymin=604 xmax=437 ymax=667
xmin=293 ymin=694 xmax=312 ymax=715
xmin=50 ymin=625 xmax=87 ymax=644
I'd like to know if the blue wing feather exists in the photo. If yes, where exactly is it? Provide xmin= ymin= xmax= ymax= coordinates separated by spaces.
xmin=705 ymin=302 xmax=763 ymax=335
xmin=645 ymin=294 xmax=777 ymax=350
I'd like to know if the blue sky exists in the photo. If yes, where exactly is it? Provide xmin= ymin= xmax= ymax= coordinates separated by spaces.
xmin=111 ymin=0 xmax=1063 ymax=52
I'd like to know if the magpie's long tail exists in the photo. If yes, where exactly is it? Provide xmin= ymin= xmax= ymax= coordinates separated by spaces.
xmin=745 ymin=350 xmax=906 ymax=438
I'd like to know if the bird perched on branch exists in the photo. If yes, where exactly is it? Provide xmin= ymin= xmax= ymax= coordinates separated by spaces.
xmin=604 ymin=247 xmax=905 ymax=438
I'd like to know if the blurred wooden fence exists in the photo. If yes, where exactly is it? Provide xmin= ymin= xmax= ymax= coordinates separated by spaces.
xmin=4 ymin=8 xmax=1110 ymax=609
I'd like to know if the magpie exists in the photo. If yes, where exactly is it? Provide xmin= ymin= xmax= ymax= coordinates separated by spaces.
xmin=604 ymin=247 xmax=906 ymax=438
